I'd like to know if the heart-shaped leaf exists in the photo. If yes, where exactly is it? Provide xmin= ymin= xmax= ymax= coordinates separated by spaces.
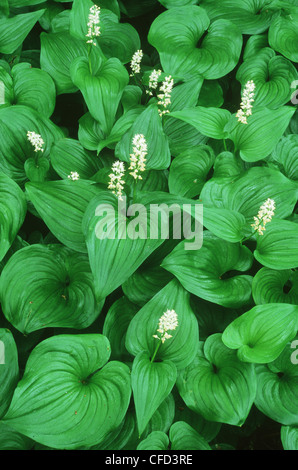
xmin=0 ymin=328 xmax=19 ymax=419
xmin=161 ymin=231 xmax=253 ymax=308
xmin=281 ymin=425 xmax=298 ymax=450
xmin=137 ymin=431 xmax=169 ymax=450
xmin=222 ymin=304 xmax=298 ymax=363
xmin=0 ymin=244 xmax=104 ymax=334
xmin=269 ymin=10 xmax=298 ymax=62
xmin=252 ymin=267 xmax=298 ymax=305
xmin=2 ymin=334 xmax=131 ymax=449
xmin=176 ymin=334 xmax=257 ymax=426
xmin=169 ymin=421 xmax=211 ymax=450
xmin=272 ymin=134 xmax=298 ymax=181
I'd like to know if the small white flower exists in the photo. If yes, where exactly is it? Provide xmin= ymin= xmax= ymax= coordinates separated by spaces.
xmin=251 ymin=198 xmax=276 ymax=235
xmin=153 ymin=309 xmax=178 ymax=344
xmin=27 ymin=131 xmax=44 ymax=152
xmin=86 ymin=4 xmax=101 ymax=46
xmin=108 ymin=160 xmax=126 ymax=200
xmin=67 ymin=171 xmax=80 ymax=181
xmin=157 ymin=75 xmax=174 ymax=116
xmin=130 ymin=50 xmax=143 ymax=76
xmin=146 ymin=69 xmax=162 ymax=96
xmin=236 ymin=80 xmax=256 ymax=124
xmin=129 ymin=134 xmax=147 ymax=180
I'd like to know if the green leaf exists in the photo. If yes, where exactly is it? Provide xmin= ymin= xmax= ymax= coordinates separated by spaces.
xmin=281 ymin=426 xmax=298 ymax=450
xmin=137 ymin=431 xmax=169 ymax=450
xmin=26 ymin=180 xmax=105 ymax=253
xmin=236 ymin=48 xmax=298 ymax=109
xmin=50 ymin=138 xmax=103 ymax=180
xmin=70 ymin=55 xmax=129 ymax=136
xmin=200 ymin=0 xmax=280 ymax=34
xmin=0 ymin=422 xmax=33 ymax=451
xmin=148 ymin=6 xmax=242 ymax=79
xmin=0 ymin=328 xmax=19 ymax=419
xmin=222 ymin=304 xmax=298 ymax=363
xmin=125 ymin=279 xmax=199 ymax=370
xmin=0 ymin=9 xmax=45 ymax=54
xmin=115 ymin=104 xmax=171 ymax=170
xmin=269 ymin=10 xmax=298 ymax=62
xmin=272 ymin=134 xmax=298 ymax=181
xmin=169 ymin=422 xmax=211 ymax=450
xmin=2 ymin=334 xmax=131 ymax=449
xmin=0 ymin=63 xmax=56 ymax=118
xmin=254 ymin=341 xmax=298 ymax=425
xmin=40 ymin=31 xmax=96 ymax=95
xmin=225 ymin=106 xmax=296 ymax=161
xmin=162 ymin=231 xmax=253 ymax=308
xmin=252 ymin=267 xmax=298 ymax=305
xmin=254 ymin=219 xmax=298 ymax=270
xmin=102 ymin=296 xmax=139 ymax=361
xmin=168 ymin=145 xmax=215 ymax=198
xmin=169 ymin=106 xmax=231 ymax=139
xmin=131 ymin=351 xmax=177 ymax=436
xmin=0 ymin=244 xmax=104 ymax=334
xmin=176 ymin=334 xmax=257 ymax=426
xmin=0 ymin=172 xmax=27 ymax=262
xmin=82 ymin=191 xmax=167 ymax=301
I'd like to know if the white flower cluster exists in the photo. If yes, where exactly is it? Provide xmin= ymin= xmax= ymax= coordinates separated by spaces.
xmin=251 ymin=198 xmax=276 ymax=235
xmin=146 ymin=69 xmax=162 ymax=96
xmin=236 ymin=80 xmax=256 ymax=124
xmin=67 ymin=171 xmax=80 ymax=181
xmin=86 ymin=4 xmax=101 ymax=46
xmin=129 ymin=134 xmax=147 ymax=180
xmin=130 ymin=50 xmax=143 ymax=76
xmin=153 ymin=309 xmax=178 ymax=344
xmin=27 ymin=131 xmax=44 ymax=152
xmin=108 ymin=160 xmax=126 ymax=200
xmin=157 ymin=75 xmax=174 ymax=116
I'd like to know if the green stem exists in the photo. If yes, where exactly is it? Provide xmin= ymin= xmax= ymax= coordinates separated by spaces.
xmin=150 ymin=341 xmax=161 ymax=363
xmin=241 ymin=229 xmax=258 ymax=245
xmin=223 ymin=139 xmax=227 ymax=151
xmin=88 ymin=44 xmax=92 ymax=75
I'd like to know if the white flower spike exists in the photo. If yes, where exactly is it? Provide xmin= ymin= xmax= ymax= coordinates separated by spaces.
xmin=129 ymin=134 xmax=147 ymax=180
xmin=130 ymin=50 xmax=143 ymax=76
xmin=157 ymin=75 xmax=174 ymax=116
xmin=86 ymin=4 xmax=101 ymax=47
xmin=251 ymin=198 xmax=276 ymax=235
xmin=108 ymin=160 xmax=126 ymax=200
xmin=236 ymin=80 xmax=256 ymax=124
xmin=146 ymin=69 xmax=162 ymax=96
xmin=27 ymin=131 xmax=44 ymax=153
xmin=153 ymin=309 xmax=178 ymax=344
xmin=67 ymin=171 xmax=80 ymax=181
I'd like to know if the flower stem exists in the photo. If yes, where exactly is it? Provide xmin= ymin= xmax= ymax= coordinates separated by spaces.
xmin=150 ymin=341 xmax=161 ymax=363
xmin=88 ymin=44 xmax=92 ymax=75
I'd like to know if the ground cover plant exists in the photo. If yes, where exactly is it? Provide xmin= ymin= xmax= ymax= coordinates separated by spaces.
xmin=0 ymin=0 xmax=298 ymax=452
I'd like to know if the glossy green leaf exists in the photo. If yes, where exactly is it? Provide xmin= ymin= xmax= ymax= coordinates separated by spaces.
xmin=0 ymin=9 xmax=45 ymax=54
xmin=82 ymin=191 xmax=167 ymax=301
xmin=281 ymin=425 xmax=298 ymax=450
xmin=0 ymin=172 xmax=27 ymax=262
xmin=50 ymin=138 xmax=103 ymax=180
xmin=26 ymin=180 xmax=105 ymax=253
xmin=254 ymin=219 xmax=298 ymax=269
xmin=169 ymin=421 xmax=212 ymax=450
xmin=162 ymin=231 xmax=253 ymax=308
xmin=115 ymin=104 xmax=171 ymax=170
xmin=269 ymin=10 xmax=298 ymax=62
xmin=0 ymin=329 xmax=19 ymax=419
xmin=0 ymin=244 xmax=104 ymax=334
xmin=168 ymin=145 xmax=215 ymax=198
xmin=125 ymin=279 xmax=199 ymax=370
xmin=272 ymin=134 xmax=298 ymax=181
xmin=169 ymin=107 xmax=231 ymax=139
xmin=254 ymin=341 xmax=298 ymax=425
xmin=2 ymin=334 xmax=131 ymax=449
xmin=70 ymin=55 xmax=129 ymax=136
xmin=0 ymin=422 xmax=33 ymax=451
xmin=222 ymin=304 xmax=298 ymax=363
xmin=225 ymin=106 xmax=296 ymax=161
xmin=137 ymin=431 xmax=169 ymax=450
xmin=131 ymin=351 xmax=177 ymax=436
xmin=236 ymin=48 xmax=298 ymax=109
xmin=252 ymin=267 xmax=298 ymax=305
xmin=176 ymin=334 xmax=257 ymax=426
xmin=148 ymin=6 xmax=242 ymax=79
